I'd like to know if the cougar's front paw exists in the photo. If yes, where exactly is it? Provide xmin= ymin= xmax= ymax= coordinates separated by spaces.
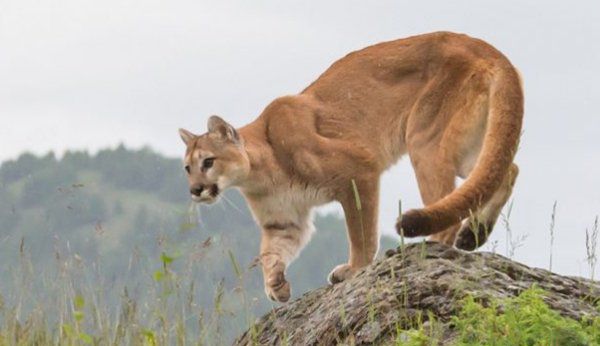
xmin=264 ymin=270 xmax=291 ymax=303
xmin=327 ymin=264 xmax=357 ymax=285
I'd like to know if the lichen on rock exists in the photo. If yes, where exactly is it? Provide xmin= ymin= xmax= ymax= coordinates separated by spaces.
xmin=235 ymin=242 xmax=600 ymax=345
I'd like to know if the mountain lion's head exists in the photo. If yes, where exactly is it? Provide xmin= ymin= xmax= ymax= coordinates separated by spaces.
xmin=178 ymin=116 xmax=250 ymax=204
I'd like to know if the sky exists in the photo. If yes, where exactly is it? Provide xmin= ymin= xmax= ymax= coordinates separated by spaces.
xmin=1 ymin=0 xmax=599 ymax=277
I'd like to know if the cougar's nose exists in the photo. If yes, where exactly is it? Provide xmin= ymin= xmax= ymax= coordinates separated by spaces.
xmin=190 ymin=185 xmax=204 ymax=196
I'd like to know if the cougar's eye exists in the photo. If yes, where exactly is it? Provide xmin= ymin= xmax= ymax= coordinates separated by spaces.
xmin=184 ymin=165 xmax=191 ymax=174
xmin=202 ymin=158 xmax=215 ymax=170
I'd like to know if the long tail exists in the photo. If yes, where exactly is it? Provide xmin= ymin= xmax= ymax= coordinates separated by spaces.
xmin=398 ymin=64 xmax=524 ymax=237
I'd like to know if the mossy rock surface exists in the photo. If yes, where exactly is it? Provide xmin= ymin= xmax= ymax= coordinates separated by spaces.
xmin=235 ymin=243 xmax=600 ymax=345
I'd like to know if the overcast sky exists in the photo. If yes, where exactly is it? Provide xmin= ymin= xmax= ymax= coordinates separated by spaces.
xmin=1 ymin=0 xmax=599 ymax=277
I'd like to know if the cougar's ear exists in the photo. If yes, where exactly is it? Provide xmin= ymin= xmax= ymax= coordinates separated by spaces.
xmin=178 ymin=128 xmax=196 ymax=145
xmin=207 ymin=115 xmax=240 ymax=143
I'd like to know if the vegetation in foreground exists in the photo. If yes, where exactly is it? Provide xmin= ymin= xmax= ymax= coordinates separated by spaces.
xmin=1 ymin=147 xmax=598 ymax=345
xmin=0 ymin=146 xmax=396 ymax=344
xmin=398 ymin=287 xmax=600 ymax=346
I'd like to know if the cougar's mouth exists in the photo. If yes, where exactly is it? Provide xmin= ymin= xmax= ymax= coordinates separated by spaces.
xmin=191 ymin=184 xmax=220 ymax=204
xmin=208 ymin=184 xmax=219 ymax=198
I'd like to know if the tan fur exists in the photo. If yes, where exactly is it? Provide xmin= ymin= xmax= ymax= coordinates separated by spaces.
xmin=179 ymin=32 xmax=524 ymax=302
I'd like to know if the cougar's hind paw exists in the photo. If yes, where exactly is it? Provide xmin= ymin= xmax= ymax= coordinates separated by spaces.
xmin=455 ymin=222 xmax=493 ymax=251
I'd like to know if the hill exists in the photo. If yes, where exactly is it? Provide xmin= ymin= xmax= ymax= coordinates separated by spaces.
xmin=0 ymin=145 xmax=397 ymax=344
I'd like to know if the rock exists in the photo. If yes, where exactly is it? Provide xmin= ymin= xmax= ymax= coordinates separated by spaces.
xmin=235 ymin=242 xmax=600 ymax=345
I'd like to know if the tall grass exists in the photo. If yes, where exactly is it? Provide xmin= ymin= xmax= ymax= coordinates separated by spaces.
xmin=586 ymin=216 xmax=600 ymax=281
xmin=548 ymin=201 xmax=557 ymax=271
xmin=500 ymin=200 xmax=528 ymax=259
xmin=351 ymin=179 xmax=368 ymax=265
xmin=0 ymin=230 xmax=260 ymax=345
xmin=1 ymin=193 xmax=598 ymax=345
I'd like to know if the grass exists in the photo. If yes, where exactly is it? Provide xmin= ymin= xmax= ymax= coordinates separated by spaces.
xmin=351 ymin=179 xmax=369 ymax=266
xmin=2 ymin=241 xmax=599 ymax=346
xmin=393 ymin=202 xmax=600 ymax=346
xmin=500 ymin=200 xmax=528 ymax=259
xmin=452 ymin=287 xmax=599 ymax=346
xmin=1 ymin=189 xmax=599 ymax=345
xmin=548 ymin=201 xmax=557 ymax=271
xmin=0 ymin=205 xmax=403 ymax=345
xmin=396 ymin=287 xmax=600 ymax=346
xmin=586 ymin=216 xmax=600 ymax=281
xmin=0 ymin=236 xmax=258 ymax=345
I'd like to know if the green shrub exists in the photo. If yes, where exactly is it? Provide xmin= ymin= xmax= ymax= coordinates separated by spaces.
xmin=398 ymin=287 xmax=600 ymax=346
xmin=452 ymin=287 xmax=598 ymax=345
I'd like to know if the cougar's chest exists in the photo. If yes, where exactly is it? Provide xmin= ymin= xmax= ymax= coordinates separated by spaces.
xmin=247 ymin=184 xmax=332 ymax=230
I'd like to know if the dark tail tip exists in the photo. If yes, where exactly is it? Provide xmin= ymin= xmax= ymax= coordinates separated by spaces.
xmin=396 ymin=209 xmax=434 ymax=237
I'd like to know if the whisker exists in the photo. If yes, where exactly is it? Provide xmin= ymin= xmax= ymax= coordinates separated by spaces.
xmin=220 ymin=193 xmax=246 ymax=216
xmin=189 ymin=201 xmax=207 ymax=230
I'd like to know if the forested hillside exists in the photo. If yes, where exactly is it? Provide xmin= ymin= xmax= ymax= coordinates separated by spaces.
xmin=0 ymin=145 xmax=397 ymax=343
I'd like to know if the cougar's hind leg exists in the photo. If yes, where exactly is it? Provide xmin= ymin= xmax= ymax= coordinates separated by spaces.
xmin=455 ymin=163 xmax=519 ymax=251
xmin=406 ymin=147 xmax=461 ymax=246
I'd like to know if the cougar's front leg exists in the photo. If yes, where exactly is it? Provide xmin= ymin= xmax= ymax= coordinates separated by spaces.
xmin=260 ymin=222 xmax=312 ymax=302
xmin=329 ymin=178 xmax=380 ymax=284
